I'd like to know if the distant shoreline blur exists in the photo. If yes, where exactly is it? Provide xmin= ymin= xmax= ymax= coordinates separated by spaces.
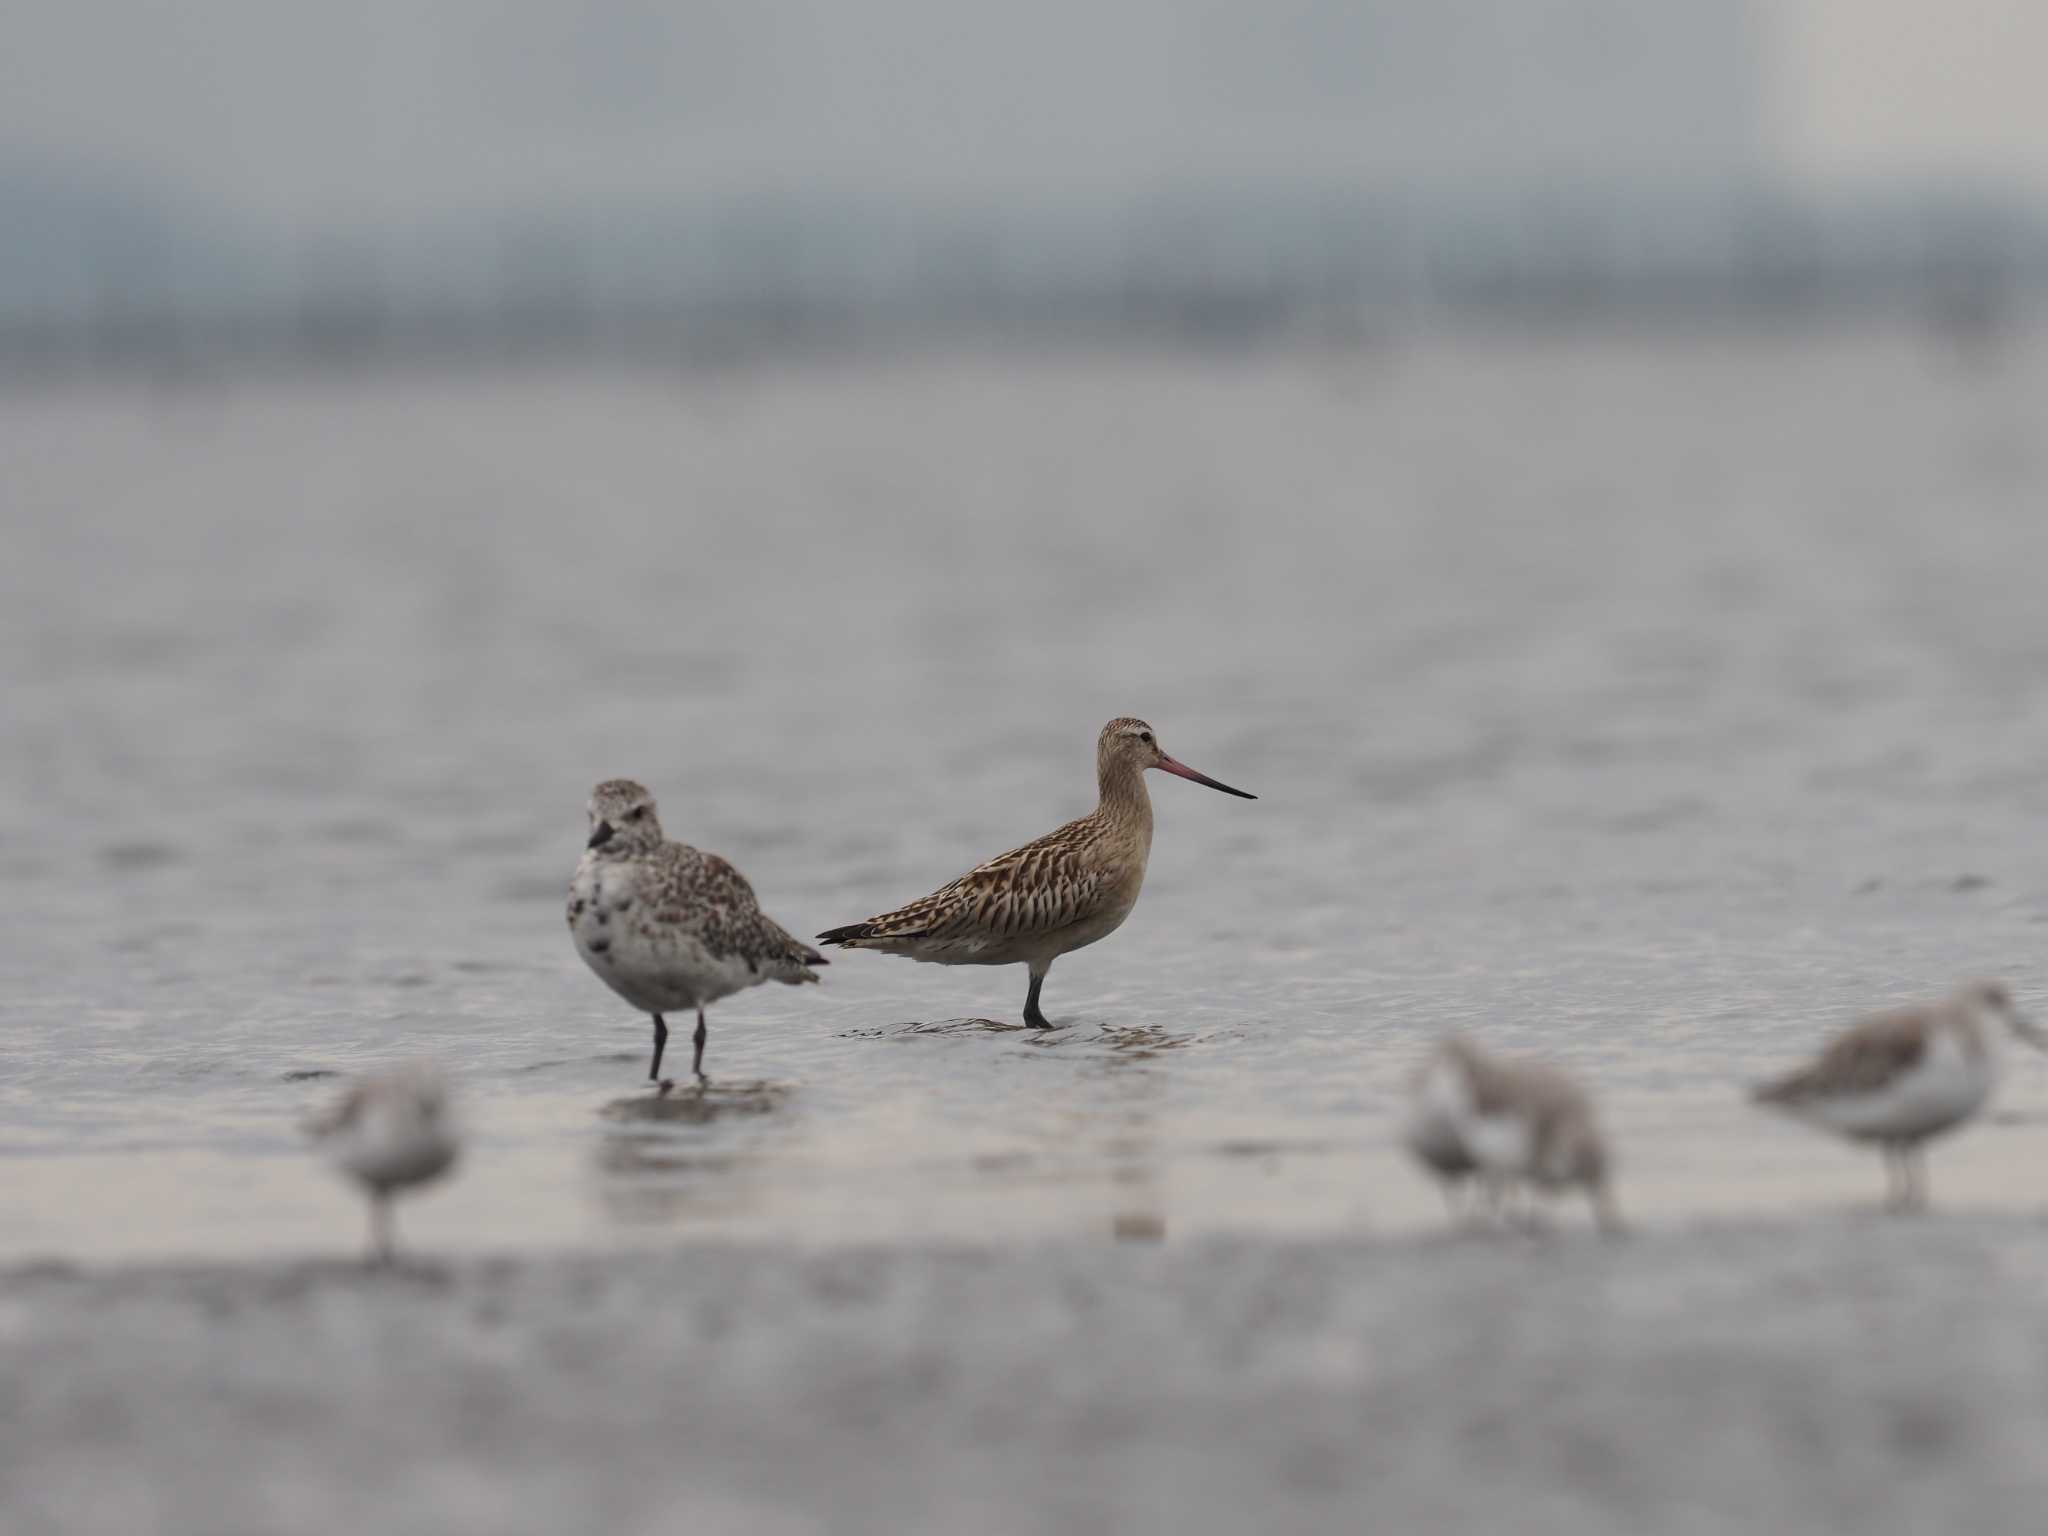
xmin=6 ymin=181 xmax=2044 ymax=381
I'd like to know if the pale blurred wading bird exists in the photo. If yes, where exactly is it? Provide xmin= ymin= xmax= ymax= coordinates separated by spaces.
xmin=569 ymin=778 xmax=825 ymax=1087
xmin=818 ymin=718 xmax=1255 ymax=1029
xmin=1404 ymin=1035 xmax=1621 ymax=1233
xmin=305 ymin=1062 xmax=460 ymax=1264
xmin=1751 ymin=980 xmax=2047 ymax=1211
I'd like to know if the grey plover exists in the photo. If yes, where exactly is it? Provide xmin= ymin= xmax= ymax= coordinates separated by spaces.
xmin=305 ymin=1061 xmax=460 ymax=1263
xmin=1752 ymin=980 xmax=2046 ymax=1210
xmin=1404 ymin=1034 xmax=1620 ymax=1232
xmin=570 ymin=778 xmax=825 ymax=1086
xmin=818 ymin=719 xmax=1254 ymax=1028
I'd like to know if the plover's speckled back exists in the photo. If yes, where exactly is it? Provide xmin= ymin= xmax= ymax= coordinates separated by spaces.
xmin=1752 ymin=980 xmax=2046 ymax=1210
xmin=1404 ymin=1034 xmax=1620 ymax=1232
xmin=305 ymin=1061 xmax=460 ymax=1264
xmin=816 ymin=719 xmax=1254 ymax=1029
xmin=569 ymin=778 xmax=825 ymax=1088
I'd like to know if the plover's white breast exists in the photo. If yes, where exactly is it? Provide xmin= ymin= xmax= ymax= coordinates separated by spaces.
xmin=569 ymin=851 xmax=770 ymax=1015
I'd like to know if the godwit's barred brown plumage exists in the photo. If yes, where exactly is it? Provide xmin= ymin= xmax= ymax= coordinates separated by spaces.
xmin=1752 ymin=980 xmax=2046 ymax=1210
xmin=818 ymin=718 xmax=1254 ymax=1029
xmin=569 ymin=779 xmax=825 ymax=1086
xmin=1404 ymin=1034 xmax=1621 ymax=1232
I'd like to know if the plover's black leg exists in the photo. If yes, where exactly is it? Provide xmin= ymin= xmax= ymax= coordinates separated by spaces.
xmin=692 ymin=1008 xmax=709 ymax=1086
xmin=648 ymin=1014 xmax=669 ymax=1082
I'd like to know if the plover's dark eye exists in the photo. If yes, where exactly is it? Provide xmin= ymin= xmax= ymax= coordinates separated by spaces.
xmin=626 ymin=807 xmax=646 ymax=822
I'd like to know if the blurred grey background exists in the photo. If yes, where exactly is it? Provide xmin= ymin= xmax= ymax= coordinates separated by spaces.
xmin=4 ymin=0 xmax=2045 ymax=369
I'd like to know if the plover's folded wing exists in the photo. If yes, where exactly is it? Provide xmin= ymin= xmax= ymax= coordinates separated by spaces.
xmin=660 ymin=845 xmax=825 ymax=978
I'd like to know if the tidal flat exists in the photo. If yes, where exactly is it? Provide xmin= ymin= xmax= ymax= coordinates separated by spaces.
xmin=7 ymin=1219 xmax=2048 ymax=1535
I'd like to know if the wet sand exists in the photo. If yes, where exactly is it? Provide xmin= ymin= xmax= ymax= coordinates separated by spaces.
xmin=8 ymin=1216 xmax=2048 ymax=1535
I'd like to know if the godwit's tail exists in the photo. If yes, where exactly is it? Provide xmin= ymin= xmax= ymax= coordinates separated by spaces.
xmin=817 ymin=918 xmax=926 ymax=949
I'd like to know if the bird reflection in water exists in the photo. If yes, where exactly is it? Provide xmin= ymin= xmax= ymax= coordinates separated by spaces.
xmin=592 ymin=1081 xmax=791 ymax=1227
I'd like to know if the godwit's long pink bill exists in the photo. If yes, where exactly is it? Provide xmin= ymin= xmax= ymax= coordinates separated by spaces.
xmin=818 ymin=718 xmax=1254 ymax=1029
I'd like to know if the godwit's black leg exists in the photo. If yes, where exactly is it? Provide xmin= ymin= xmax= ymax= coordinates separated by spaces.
xmin=648 ymin=1014 xmax=669 ymax=1081
xmin=692 ymin=1008 xmax=709 ymax=1082
xmin=1023 ymin=970 xmax=1052 ymax=1030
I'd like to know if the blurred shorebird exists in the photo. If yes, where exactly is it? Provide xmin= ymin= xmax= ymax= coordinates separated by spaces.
xmin=818 ymin=718 xmax=1254 ymax=1029
xmin=1404 ymin=1035 xmax=1620 ymax=1233
xmin=569 ymin=778 xmax=825 ymax=1087
xmin=1752 ymin=980 xmax=2046 ymax=1211
xmin=305 ymin=1062 xmax=460 ymax=1264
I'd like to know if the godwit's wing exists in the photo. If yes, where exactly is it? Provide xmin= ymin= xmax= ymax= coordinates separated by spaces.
xmin=1752 ymin=1006 xmax=1931 ymax=1106
xmin=654 ymin=844 xmax=827 ymax=982
xmin=819 ymin=816 xmax=1113 ymax=957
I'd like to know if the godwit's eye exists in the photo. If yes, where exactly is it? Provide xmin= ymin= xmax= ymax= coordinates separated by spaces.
xmin=1139 ymin=732 xmax=1153 ymax=744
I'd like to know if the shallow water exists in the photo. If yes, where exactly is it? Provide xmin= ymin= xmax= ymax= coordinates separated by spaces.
xmin=6 ymin=327 xmax=2048 ymax=1260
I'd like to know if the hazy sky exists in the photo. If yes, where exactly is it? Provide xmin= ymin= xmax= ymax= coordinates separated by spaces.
xmin=1786 ymin=0 xmax=2048 ymax=182
xmin=2 ymin=2 xmax=2043 ymax=230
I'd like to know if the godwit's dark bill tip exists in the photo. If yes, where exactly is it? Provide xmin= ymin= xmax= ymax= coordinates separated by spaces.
xmin=1156 ymin=755 xmax=1256 ymax=799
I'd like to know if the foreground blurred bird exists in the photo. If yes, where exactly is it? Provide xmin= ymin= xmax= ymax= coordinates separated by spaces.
xmin=569 ymin=778 xmax=825 ymax=1086
xmin=1751 ymin=980 xmax=2046 ymax=1211
xmin=305 ymin=1062 xmax=460 ymax=1264
xmin=1404 ymin=1035 xmax=1620 ymax=1232
xmin=817 ymin=718 xmax=1255 ymax=1029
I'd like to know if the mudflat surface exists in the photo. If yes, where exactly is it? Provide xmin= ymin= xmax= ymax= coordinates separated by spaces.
xmin=7 ymin=1218 xmax=2048 ymax=1535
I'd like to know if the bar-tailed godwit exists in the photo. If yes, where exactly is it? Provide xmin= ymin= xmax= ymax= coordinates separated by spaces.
xmin=1752 ymin=980 xmax=2045 ymax=1210
xmin=305 ymin=1061 xmax=460 ymax=1264
xmin=817 ymin=718 xmax=1254 ymax=1028
xmin=1404 ymin=1035 xmax=1620 ymax=1231
xmin=570 ymin=778 xmax=825 ymax=1086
